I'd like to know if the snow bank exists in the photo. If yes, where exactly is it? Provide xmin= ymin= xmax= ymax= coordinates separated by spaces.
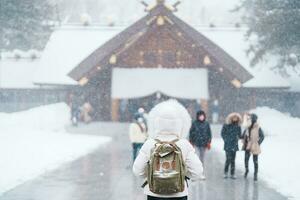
xmin=252 ymin=107 xmax=300 ymax=137
xmin=0 ymin=103 xmax=111 ymax=195
xmin=0 ymin=103 xmax=70 ymax=131
xmin=213 ymin=107 xmax=300 ymax=200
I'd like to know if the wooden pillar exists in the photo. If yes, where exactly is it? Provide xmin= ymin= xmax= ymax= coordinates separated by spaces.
xmin=111 ymin=98 xmax=120 ymax=122
xmin=200 ymin=98 xmax=209 ymax=117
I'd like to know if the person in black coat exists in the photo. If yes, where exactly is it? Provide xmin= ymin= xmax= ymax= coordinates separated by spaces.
xmin=221 ymin=112 xmax=242 ymax=179
xmin=189 ymin=110 xmax=212 ymax=179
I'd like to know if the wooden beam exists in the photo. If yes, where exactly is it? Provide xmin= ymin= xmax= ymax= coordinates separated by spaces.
xmin=111 ymin=98 xmax=120 ymax=121
xmin=200 ymin=99 xmax=209 ymax=117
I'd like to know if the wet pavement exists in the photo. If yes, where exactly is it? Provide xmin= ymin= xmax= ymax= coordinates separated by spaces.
xmin=0 ymin=122 xmax=288 ymax=200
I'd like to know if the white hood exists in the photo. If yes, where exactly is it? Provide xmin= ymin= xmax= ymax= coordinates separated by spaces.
xmin=147 ymin=99 xmax=192 ymax=139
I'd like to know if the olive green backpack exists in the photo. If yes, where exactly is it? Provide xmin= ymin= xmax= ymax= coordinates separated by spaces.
xmin=146 ymin=139 xmax=186 ymax=195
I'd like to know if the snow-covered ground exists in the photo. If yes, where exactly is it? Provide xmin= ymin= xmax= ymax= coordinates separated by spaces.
xmin=213 ymin=107 xmax=300 ymax=200
xmin=0 ymin=103 xmax=111 ymax=195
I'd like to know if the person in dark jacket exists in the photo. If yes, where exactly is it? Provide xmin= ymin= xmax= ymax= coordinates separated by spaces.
xmin=221 ymin=113 xmax=242 ymax=179
xmin=189 ymin=110 xmax=212 ymax=179
xmin=242 ymin=113 xmax=265 ymax=181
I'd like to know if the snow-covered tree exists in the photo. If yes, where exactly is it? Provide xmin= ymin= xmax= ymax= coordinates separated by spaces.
xmin=0 ymin=0 xmax=56 ymax=50
xmin=238 ymin=0 xmax=300 ymax=71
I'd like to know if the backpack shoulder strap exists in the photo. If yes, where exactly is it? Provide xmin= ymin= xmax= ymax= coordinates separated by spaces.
xmin=141 ymin=180 xmax=148 ymax=188
xmin=135 ymin=122 xmax=145 ymax=133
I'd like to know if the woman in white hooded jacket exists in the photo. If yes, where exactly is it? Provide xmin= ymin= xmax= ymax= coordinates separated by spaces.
xmin=133 ymin=100 xmax=203 ymax=200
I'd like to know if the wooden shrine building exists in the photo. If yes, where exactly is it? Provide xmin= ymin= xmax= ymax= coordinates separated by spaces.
xmin=67 ymin=0 xmax=287 ymax=121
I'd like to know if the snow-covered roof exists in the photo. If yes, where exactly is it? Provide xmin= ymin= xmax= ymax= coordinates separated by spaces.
xmin=197 ymin=27 xmax=291 ymax=89
xmin=112 ymin=68 xmax=209 ymax=99
xmin=0 ymin=53 xmax=41 ymax=89
xmin=242 ymin=68 xmax=290 ymax=88
xmin=31 ymin=24 xmax=300 ymax=91
xmin=33 ymin=26 xmax=122 ymax=85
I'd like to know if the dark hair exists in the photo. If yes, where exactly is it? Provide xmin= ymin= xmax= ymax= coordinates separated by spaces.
xmin=251 ymin=114 xmax=258 ymax=123
xmin=133 ymin=113 xmax=142 ymax=121
xmin=232 ymin=119 xmax=239 ymax=125
xmin=249 ymin=113 xmax=258 ymax=131
xmin=196 ymin=110 xmax=206 ymax=121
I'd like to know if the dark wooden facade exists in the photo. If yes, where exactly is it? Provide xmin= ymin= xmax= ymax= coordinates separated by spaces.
xmin=67 ymin=1 xmax=265 ymax=122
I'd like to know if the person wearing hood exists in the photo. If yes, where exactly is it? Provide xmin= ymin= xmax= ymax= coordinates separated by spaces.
xmin=189 ymin=110 xmax=212 ymax=179
xmin=129 ymin=113 xmax=148 ymax=162
xmin=242 ymin=113 xmax=265 ymax=181
xmin=133 ymin=100 xmax=203 ymax=200
xmin=138 ymin=107 xmax=149 ymax=122
xmin=221 ymin=113 xmax=242 ymax=179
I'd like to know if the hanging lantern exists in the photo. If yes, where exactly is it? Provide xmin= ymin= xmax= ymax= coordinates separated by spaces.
xmin=203 ymin=55 xmax=211 ymax=65
xmin=231 ymin=79 xmax=242 ymax=88
xmin=79 ymin=77 xmax=89 ymax=86
xmin=109 ymin=54 xmax=117 ymax=65
xmin=157 ymin=16 xmax=165 ymax=26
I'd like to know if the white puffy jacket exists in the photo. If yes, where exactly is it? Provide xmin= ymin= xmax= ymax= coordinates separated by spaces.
xmin=133 ymin=135 xmax=203 ymax=198
xmin=129 ymin=122 xmax=148 ymax=144
xmin=133 ymin=100 xmax=203 ymax=198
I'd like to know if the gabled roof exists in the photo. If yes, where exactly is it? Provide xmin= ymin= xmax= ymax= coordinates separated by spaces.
xmin=197 ymin=28 xmax=290 ymax=89
xmin=31 ymin=25 xmax=294 ymax=89
xmin=163 ymin=9 xmax=253 ymax=82
xmin=33 ymin=26 xmax=123 ymax=85
xmin=68 ymin=12 xmax=152 ymax=81
xmin=243 ymin=68 xmax=290 ymax=89
xmin=68 ymin=3 xmax=253 ymax=83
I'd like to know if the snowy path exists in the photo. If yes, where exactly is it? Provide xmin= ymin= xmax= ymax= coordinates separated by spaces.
xmin=0 ymin=123 xmax=288 ymax=200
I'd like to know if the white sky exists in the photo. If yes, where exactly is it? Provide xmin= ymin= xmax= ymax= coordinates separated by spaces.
xmin=55 ymin=0 xmax=243 ymax=25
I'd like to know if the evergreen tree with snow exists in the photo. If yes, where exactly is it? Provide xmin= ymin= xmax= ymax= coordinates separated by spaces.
xmin=0 ymin=0 xmax=56 ymax=50
xmin=238 ymin=0 xmax=300 ymax=72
